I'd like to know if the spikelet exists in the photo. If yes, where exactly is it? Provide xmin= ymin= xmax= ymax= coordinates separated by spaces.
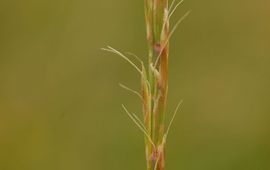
xmin=103 ymin=0 xmax=189 ymax=169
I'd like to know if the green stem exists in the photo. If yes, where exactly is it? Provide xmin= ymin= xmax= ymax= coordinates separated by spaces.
xmin=144 ymin=0 xmax=169 ymax=170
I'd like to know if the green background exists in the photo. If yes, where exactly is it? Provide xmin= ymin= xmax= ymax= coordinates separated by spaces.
xmin=0 ymin=0 xmax=269 ymax=169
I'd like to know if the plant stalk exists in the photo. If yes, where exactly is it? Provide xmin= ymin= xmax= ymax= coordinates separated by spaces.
xmin=143 ymin=0 xmax=169 ymax=169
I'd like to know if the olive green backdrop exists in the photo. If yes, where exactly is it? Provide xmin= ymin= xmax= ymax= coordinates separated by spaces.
xmin=0 ymin=0 xmax=269 ymax=170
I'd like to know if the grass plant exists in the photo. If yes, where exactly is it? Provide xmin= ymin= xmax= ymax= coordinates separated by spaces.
xmin=102 ymin=1 xmax=190 ymax=169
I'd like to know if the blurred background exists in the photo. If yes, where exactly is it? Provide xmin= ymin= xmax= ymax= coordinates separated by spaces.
xmin=0 ymin=0 xmax=270 ymax=169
